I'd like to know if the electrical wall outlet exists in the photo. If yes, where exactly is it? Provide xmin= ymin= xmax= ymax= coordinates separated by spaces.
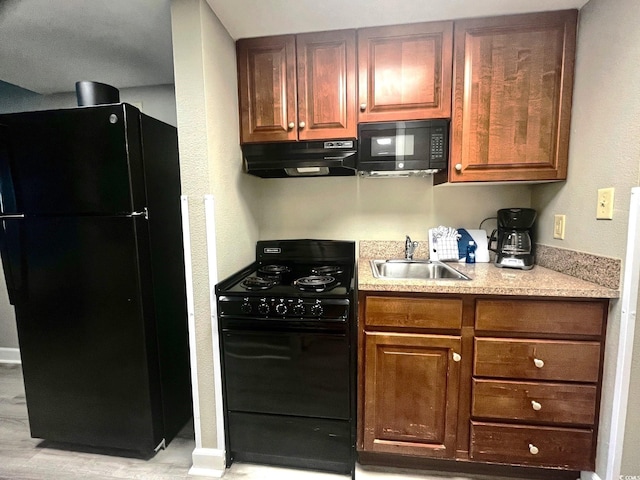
xmin=553 ymin=214 xmax=566 ymax=240
xmin=597 ymin=187 xmax=615 ymax=219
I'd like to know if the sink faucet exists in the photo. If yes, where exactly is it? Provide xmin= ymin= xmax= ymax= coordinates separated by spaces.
xmin=405 ymin=235 xmax=419 ymax=260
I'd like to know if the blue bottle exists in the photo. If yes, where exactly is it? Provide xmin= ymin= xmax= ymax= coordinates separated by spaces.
xmin=466 ymin=241 xmax=477 ymax=264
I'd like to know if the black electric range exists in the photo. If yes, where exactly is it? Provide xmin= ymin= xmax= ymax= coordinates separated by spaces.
xmin=215 ymin=239 xmax=356 ymax=476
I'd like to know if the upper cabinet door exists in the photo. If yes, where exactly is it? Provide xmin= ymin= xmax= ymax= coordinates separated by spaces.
xmin=358 ymin=22 xmax=453 ymax=122
xmin=296 ymin=30 xmax=357 ymax=141
xmin=449 ymin=11 xmax=577 ymax=183
xmin=237 ymin=35 xmax=298 ymax=143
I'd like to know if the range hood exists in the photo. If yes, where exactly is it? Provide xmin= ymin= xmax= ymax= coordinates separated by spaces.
xmin=242 ymin=140 xmax=357 ymax=178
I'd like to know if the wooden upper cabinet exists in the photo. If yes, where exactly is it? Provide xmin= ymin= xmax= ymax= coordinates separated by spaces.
xmin=296 ymin=31 xmax=357 ymax=141
xmin=449 ymin=10 xmax=577 ymax=182
xmin=237 ymin=30 xmax=356 ymax=143
xmin=237 ymin=35 xmax=297 ymax=143
xmin=357 ymin=22 xmax=453 ymax=122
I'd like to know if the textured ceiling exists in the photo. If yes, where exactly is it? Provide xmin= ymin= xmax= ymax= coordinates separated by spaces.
xmin=0 ymin=0 xmax=589 ymax=95
xmin=0 ymin=0 xmax=174 ymax=94
xmin=207 ymin=0 xmax=589 ymax=40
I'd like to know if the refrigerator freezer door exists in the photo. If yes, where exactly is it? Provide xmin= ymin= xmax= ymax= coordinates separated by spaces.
xmin=13 ymin=215 xmax=164 ymax=453
xmin=0 ymin=105 xmax=146 ymax=215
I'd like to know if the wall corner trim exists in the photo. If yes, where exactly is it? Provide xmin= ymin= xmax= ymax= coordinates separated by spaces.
xmin=188 ymin=447 xmax=226 ymax=477
xmin=581 ymin=471 xmax=602 ymax=480
xmin=0 ymin=347 xmax=21 ymax=364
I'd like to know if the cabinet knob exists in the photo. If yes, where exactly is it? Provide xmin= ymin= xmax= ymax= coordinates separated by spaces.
xmin=452 ymin=352 xmax=461 ymax=362
xmin=533 ymin=358 xmax=545 ymax=368
xmin=288 ymin=122 xmax=295 ymax=129
xmin=360 ymin=103 xmax=367 ymax=111
xmin=528 ymin=444 xmax=539 ymax=455
xmin=455 ymin=163 xmax=463 ymax=172
xmin=298 ymin=121 xmax=306 ymax=129
xmin=531 ymin=400 xmax=542 ymax=411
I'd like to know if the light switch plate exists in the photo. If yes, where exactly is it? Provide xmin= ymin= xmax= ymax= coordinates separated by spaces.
xmin=553 ymin=214 xmax=566 ymax=239
xmin=597 ymin=188 xmax=615 ymax=219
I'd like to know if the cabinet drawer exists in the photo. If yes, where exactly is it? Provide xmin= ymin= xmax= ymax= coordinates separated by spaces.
xmin=364 ymin=296 xmax=462 ymax=330
xmin=471 ymin=379 xmax=597 ymax=426
xmin=475 ymin=299 xmax=605 ymax=336
xmin=474 ymin=338 xmax=600 ymax=382
xmin=470 ymin=421 xmax=593 ymax=470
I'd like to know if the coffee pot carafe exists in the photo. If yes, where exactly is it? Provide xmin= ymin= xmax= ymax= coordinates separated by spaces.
xmin=489 ymin=208 xmax=537 ymax=270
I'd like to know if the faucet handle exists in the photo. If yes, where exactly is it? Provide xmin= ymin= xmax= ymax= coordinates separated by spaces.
xmin=405 ymin=235 xmax=418 ymax=260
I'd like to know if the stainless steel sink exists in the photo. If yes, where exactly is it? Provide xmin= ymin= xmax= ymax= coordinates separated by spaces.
xmin=370 ymin=259 xmax=471 ymax=280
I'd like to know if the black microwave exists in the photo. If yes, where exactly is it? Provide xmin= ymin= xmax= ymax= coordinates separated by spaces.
xmin=357 ymin=119 xmax=449 ymax=175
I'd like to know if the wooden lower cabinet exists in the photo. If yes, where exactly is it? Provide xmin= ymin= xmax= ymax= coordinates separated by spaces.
xmin=471 ymin=379 xmax=597 ymax=426
xmin=363 ymin=332 xmax=461 ymax=458
xmin=470 ymin=422 xmax=594 ymax=470
xmin=359 ymin=293 xmax=608 ymax=473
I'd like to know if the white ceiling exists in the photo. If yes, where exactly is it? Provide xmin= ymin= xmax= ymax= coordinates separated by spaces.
xmin=0 ymin=0 xmax=589 ymax=95
xmin=208 ymin=0 xmax=589 ymax=40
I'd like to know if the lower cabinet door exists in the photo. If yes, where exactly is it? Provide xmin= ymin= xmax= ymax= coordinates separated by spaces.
xmin=363 ymin=332 xmax=462 ymax=458
xmin=470 ymin=421 xmax=594 ymax=470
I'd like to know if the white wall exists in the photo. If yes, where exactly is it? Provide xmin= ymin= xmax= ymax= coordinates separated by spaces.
xmin=531 ymin=0 xmax=640 ymax=476
xmin=1 ymin=83 xmax=177 ymax=126
xmin=621 ymin=291 xmax=640 ymax=473
xmin=34 ymin=84 xmax=178 ymax=126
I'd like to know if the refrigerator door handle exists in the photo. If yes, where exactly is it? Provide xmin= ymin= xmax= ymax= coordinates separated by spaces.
xmin=0 ymin=214 xmax=25 ymax=219
xmin=128 ymin=207 xmax=149 ymax=220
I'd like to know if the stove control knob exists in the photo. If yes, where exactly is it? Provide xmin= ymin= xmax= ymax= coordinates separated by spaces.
xmin=240 ymin=302 xmax=252 ymax=314
xmin=275 ymin=303 xmax=288 ymax=315
xmin=311 ymin=303 xmax=324 ymax=317
xmin=292 ymin=303 xmax=306 ymax=316
xmin=258 ymin=303 xmax=270 ymax=315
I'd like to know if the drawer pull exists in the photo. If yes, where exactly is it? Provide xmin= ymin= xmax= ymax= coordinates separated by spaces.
xmin=533 ymin=358 xmax=545 ymax=368
xmin=528 ymin=443 xmax=539 ymax=455
xmin=531 ymin=400 xmax=542 ymax=411
xmin=452 ymin=352 xmax=461 ymax=362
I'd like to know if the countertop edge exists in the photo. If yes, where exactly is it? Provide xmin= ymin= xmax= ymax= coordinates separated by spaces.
xmin=357 ymin=259 xmax=620 ymax=299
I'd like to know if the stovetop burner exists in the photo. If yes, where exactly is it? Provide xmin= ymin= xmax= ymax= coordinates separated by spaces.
xmin=311 ymin=265 xmax=344 ymax=276
xmin=294 ymin=275 xmax=336 ymax=292
xmin=258 ymin=264 xmax=291 ymax=277
xmin=241 ymin=276 xmax=277 ymax=291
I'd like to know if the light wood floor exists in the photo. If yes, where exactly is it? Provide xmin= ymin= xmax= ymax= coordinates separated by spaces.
xmin=0 ymin=363 xmax=563 ymax=480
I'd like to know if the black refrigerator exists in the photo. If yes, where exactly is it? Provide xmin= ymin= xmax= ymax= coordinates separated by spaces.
xmin=0 ymin=104 xmax=192 ymax=455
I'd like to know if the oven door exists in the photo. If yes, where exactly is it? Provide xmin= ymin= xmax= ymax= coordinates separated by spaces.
xmin=220 ymin=322 xmax=350 ymax=420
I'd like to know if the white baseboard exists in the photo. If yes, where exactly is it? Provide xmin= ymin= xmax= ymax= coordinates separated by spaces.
xmin=188 ymin=447 xmax=226 ymax=478
xmin=581 ymin=471 xmax=603 ymax=480
xmin=0 ymin=347 xmax=21 ymax=364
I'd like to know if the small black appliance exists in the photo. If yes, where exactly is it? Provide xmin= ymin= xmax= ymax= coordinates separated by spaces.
xmin=357 ymin=119 xmax=448 ymax=177
xmin=490 ymin=208 xmax=537 ymax=270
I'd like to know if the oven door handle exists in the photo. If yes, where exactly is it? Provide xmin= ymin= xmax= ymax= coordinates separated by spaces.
xmin=221 ymin=327 xmax=348 ymax=336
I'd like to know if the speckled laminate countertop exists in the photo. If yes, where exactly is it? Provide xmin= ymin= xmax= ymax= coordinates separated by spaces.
xmin=357 ymin=259 xmax=619 ymax=298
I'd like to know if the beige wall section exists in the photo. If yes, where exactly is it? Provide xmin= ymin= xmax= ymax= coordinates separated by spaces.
xmin=171 ymin=0 xmax=259 ymax=456
xmin=199 ymin=0 xmax=260 ymax=280
xmin=258 ymin=179 xmax=531 ymax=240
xmin=531 ymin=0 xmax=640 ymax=476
